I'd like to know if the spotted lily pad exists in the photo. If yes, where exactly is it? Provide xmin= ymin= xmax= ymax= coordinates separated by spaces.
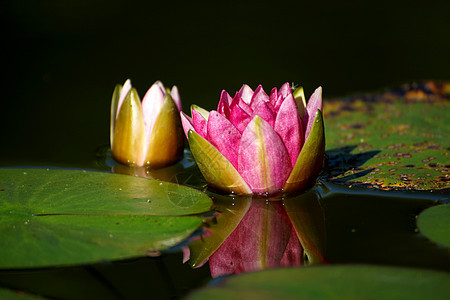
xmin=188 ymin=265 xmax=450 ymax=300
xmin=0 ymin=168 xmax=213 ymax=268
xmin=324 ymin=81 xmax=450 ymax=191
xmin=417 ymin=204 xmax=450 ymax=248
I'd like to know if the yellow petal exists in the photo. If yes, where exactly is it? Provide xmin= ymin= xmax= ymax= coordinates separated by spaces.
xmin=112 ymin=88 xmax=146 ymax=166
xmin=188 ymin=130 xmax=252 ymax=195
xmin=144 ymin=94 xmax=184 ymax=168
xmin=283 ymin=110 xmax=325 ymax=193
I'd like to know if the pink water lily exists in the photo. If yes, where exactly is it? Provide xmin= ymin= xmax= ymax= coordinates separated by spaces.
xmin=111 ymin=79 xmax=184 ymax=168
xmin=181 ymin=83 xmax=325 ymax=195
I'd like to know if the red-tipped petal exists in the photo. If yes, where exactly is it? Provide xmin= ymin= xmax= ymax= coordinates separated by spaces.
xmin=192 ymin=107 xmax=208 ymax=138
xmin=251 ymin=101 xmax=276 ymax=128
xmin=207 ymin=111 xmax=242 ymax=170
xmin=238 ymin=84 xmax=254 ymax=104
xmin=180 ymin=111 xmax=194 ymax=138
xmin=250 ymin=85 xmax=270 ymax=110
xmin=238 ymin=116 xmax=292 ymax=194
xmin=274 ymin=95 xmax=303 ymax=167
xmin=303 ymin=87 xmax=323 ymax=139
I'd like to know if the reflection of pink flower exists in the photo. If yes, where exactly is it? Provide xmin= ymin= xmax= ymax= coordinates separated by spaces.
xmin=207 ymin=200 xmax=303 ymax=277
xmin=181 ymin=83 xmax=325 ymax=195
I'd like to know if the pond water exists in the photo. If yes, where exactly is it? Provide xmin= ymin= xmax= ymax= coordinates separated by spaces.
xmin=0 ymin=149 xmax=448 ymax=299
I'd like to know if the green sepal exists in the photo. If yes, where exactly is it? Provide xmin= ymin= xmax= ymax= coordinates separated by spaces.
xmin=188 ymin=130 xmax=252 ymax=195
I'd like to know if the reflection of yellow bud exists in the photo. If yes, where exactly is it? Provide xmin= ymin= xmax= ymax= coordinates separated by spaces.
xmin=110 ymin=79 xmax=184 ymax=168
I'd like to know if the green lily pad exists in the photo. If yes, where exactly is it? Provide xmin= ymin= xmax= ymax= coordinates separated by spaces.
xmin=0 ymin=168 xmax=213 ymax=268
xmin=417 ymin=204 xmax=450 ymax=248
xmin=324 ymin=81 xmax=450 ymax=191
xmin=188 ymin=265 xmax=450 ymax=300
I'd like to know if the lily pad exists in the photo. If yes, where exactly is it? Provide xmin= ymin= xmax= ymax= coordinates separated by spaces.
xmin=417 ymin=204 xmax=450 ymax=248
xmin=0 ymin=168 xmax=213 ymax=268
xmin=188 ymin=265 xmax=450 ymax=300
xmin=324 ymin=81 xmax=450 ymax=191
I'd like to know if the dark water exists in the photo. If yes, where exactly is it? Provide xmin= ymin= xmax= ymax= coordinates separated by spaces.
xmin=1 ymin=1 xmax=449 ymax=299
xmin=0 ymin=169 xmax=448 ymax=299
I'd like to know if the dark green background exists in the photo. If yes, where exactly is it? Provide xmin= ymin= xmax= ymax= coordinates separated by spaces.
xmin=2 ymin=0 xmax=449 ymax=168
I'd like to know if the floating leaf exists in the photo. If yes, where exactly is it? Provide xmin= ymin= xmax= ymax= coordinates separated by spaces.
xmin=417 ymin=204 xmax=450 ymax=248
xmin=188 ymin=265 xmax=450 ymax=300
xmin=0 ymin=168 xmax=213 ymax=268
xmin=324 ymin=81 xmax=450 ymax=191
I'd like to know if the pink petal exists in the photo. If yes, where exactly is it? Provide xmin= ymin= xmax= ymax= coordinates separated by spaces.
xmin=269 ymin=87 xmax=278 ymax=107
xmin=279 ymin=82 xmax=291 ymax=98
xmin=142 ymin=82 xmax=166 ymax=149
xmin=231 ymin=92 xmax=253 ymax=115
xmin=275 ymin=82 xmax=294 ymax=113
xmin=155 ymin=80 xmax=165 ymax=91
xmin=218 ymin=90 xmax=232 ymax=118
xmin=170 ymin=85 xmax=182 ymax=111
xmin=206 ymin=111 xmax=242 ymax=170
xmin=251 ymin=101 xmax=276 ymax=128
xmin=180 ymin=111 xmax=194 ymax=138
xmin=192 ymin=108 xmax=208 ymax=138
xmin=116 ymin=79 xmax=132 ymax=119
xmin=303 ymin=87 xmax=323 ymax=140
xmin=238 ymin=116 xmax=292 ymax=194
xmin=274 ymin=95 xmax=303 ymax=167
xmin=229 ymin=99 xmax=252 ymax=134
xmin=250 ymin=85 xmax=270 ymax=110
xmin=238 ymin=84 xmax=254 ymax=104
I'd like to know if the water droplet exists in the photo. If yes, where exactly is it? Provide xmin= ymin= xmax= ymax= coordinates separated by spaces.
xmin=119 ymin=188 xmax=122 ymax=191
xmin=23 ymin=172 xmax=27 ymax=175
xmin=231 ymin=202 xmax=235 ymax=206
xmin=109 ymin=234 xmax=114 ymax=238
xmin=159 ymin=182 xmax=163 ymax=186
xmin=147 ymin=199 xmax=151 ymax=203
